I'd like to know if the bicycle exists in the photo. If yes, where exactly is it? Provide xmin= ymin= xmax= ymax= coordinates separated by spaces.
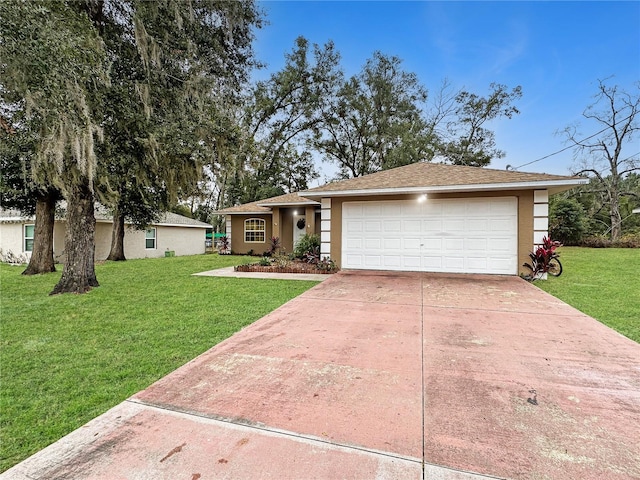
xmin=546 ymin=256 xmax=562 ymax=277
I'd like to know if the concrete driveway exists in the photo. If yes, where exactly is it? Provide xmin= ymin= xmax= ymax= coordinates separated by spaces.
xmin=3 ymin=271 xmax=639 ymax=479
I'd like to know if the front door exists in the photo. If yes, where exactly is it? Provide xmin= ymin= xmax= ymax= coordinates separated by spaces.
xmin=293 ymin=213 xmax=306 ymax=249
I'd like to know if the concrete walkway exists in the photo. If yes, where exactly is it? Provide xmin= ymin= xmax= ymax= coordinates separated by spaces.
xmin=3 ymin=271 xmax=639 ymax=479
xmin=193 ymin=266 xmax=331 ymax=282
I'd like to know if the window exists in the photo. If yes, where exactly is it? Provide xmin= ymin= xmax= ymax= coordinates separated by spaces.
xmin=145 ymin=228 xmax=156 ymax=249
xmin=244 ymin=218 xmax=265 ymax=243
xmin=24 ymin=224 xmax=35 ymax=252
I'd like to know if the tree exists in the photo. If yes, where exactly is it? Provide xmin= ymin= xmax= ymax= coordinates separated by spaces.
xmin=1 ymin=1 xmax=262 ymax=288
xmin=549 ymin=197 xmax=587 ymax=245
xmin=1 ymin=1 xmax=110 ymax=293
xmin=100 ymin=1 xmax=262 ymax=261
xmin=0 ymin=112 xmax=62 ymax=274
xmin=561 ymin=79 xmax=640 ymax=241
xmin=314 ymin=52 xmax=435 ymax=178
xmin=438 ymin=83 xmax=522 ymax=167
xmin=232 ymin=37 xmax=339 ymax=203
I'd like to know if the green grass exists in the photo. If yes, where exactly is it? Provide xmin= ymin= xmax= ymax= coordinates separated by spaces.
xmin=536 ymin=247 xmax=640 ymax=343
xmin=0 ymin=254 xmax=318 ymax=472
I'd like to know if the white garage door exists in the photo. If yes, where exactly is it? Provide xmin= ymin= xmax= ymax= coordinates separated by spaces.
xmin=342 ymin=197 xmax=518 ymax=274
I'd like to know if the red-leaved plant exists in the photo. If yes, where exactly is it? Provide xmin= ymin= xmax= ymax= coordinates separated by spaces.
xmin=523 ymin=236 xmax=562 ymax=280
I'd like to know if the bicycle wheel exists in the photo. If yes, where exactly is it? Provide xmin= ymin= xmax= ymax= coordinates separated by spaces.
xmin=547 ymin=258 xmax=562 ymax=277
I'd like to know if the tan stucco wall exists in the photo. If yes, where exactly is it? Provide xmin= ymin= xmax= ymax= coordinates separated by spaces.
xmin=328 ymin=190 xmax=535 ymax=275
xmin=230 ymin=215 xmax=272 ymax=255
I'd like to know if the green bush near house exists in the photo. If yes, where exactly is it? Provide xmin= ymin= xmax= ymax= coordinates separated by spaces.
xmin=537 ymin=247 xmax=640 ymax=343
xmin=0 ymin=255 xmax=318 ymax=472
xmin=293 ymin=233 xmax=320 ymax=258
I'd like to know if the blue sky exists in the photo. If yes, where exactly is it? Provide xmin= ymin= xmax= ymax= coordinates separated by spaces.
xmin=252 ymin=1 xmax=640 ymax=181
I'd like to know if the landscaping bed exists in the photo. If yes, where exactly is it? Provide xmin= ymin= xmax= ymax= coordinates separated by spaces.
xmin=235 ymin=259 xmax=337 ymax=274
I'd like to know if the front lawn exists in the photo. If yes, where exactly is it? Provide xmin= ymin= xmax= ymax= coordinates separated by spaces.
xmin=536 ymin=247 xmax=639 ymax=343
xmin=0 ymin=254 xmax=318 ymax=472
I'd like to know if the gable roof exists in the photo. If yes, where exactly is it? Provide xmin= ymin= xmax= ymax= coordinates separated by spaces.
xmin=216 ymin=192 xmax=318 ymax=215
xmin=301 ymin=162 xmax=586 ymax=197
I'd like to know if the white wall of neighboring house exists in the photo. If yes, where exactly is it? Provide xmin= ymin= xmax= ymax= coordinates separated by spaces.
xmin=0 ymin=223 xmax=26 ymax=256
xmin=1 ymin=220 xmax=208 ymax=262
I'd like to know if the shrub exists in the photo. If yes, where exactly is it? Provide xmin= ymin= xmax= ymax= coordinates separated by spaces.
xmin=217 ymin=235 xmax=230 ymax=254
xmin=580 ymin=233 xmax=640 ymax=248
xmin=294 ymin=233 xmax=320 ymax=259
xmin=267 ymin=236 xmax=281 ymax=256
xmin=316 ymin=257 xmax=338 ymax=273
xmin=522 ymin=236 xmax=561 ymax=280
xmin=550 ymin=198 xmax=587 ymax=245
xmin=258 ymin=256 xmax=271 ymax=266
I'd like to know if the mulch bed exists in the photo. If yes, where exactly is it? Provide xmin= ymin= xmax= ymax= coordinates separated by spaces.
xmin=234 ymin=260 xmax=336 ymax=275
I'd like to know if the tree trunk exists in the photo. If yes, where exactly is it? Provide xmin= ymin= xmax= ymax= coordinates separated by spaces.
xmin=106 ymin=207 xmax=126 ymax=261
xmin=50 ymin=182 xmax=99 ymax=295
xmin=610 ymin=196 xmax=622 ymax=241
xmin=22 ymin=192 xmax=57 ymax=275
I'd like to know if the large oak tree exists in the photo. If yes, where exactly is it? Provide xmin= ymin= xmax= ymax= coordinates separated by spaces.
xmin=1 ymin=0 xmax=262 ymax=291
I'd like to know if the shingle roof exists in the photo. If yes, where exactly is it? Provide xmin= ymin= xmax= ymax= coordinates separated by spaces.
xmin=302 ymin=162 xmax=585 ymax=195
xmin=257 ymin=192 xmax=319 ymax=206
xmin=216 ymin=192 xmax=318 ymax=214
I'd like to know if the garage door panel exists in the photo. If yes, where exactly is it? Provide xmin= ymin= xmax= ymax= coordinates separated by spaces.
xmin=364 ymin=255 xmax=382 ymax=267
xmin=423 ymin=256 xmax=442 ymax=269
xmin=490 ymin=237 xmax=514 ymax=254
xmin=423 ymin=219 xmax=442 ymax=231
xmin=443 ymin=202 xmax=466 ymax=215
xmin=490 ymin=198 xmax=516 ymax=214
xmin=345 ymin=238 xmax=363 ymax=249
xmin=365 ymin=221 xmax=382 ymax=232
xmin=465 ymin=238 xmax=488 ymax=251
xmin=490 ymin=217 xmax=515 ymax=232
xmin=466 ymin=257 xmax=488 ymax=270
xmin=468 ymin=218 xmax=488 ymax=231
xmin=346 ymin=220 xmax=363 ymax=233
xmin=402 ymin=203 xmax=422 ymax=215
xmin=403 ymin=219 xmax=421 ymax=232
xmin=344 ymin=253 xmax=363 ymax=267
xmin=443 ymin=257 xmax=465 ymax=269
xmin=383 ymin=220 xmax=401 ymax=232
xmin=423 ymin=238 xmax=442 ymax=250
xmin=383 ymin=237 xmax=401 ymax=249
xmin=363 ymin=204 xmax=382 ymax=216
xmin=403 ymin=237 xmax=422 ymax=250
xmin=342 ymin=198 xmax=517 ymax=274
xmin=364 ymin=238 xmax=382 ymax=249
xmin=467 ymin=202 xmax=491 ymax=215
xmin=443 ymin=238 xmax=464 ymax=252
xmin=382 ymin=203 xmax=402 ymax=216
xmin=402 ymin=256 xmax=422 ymax=268
xmin=443 ymin=219 xmax=465 ymax=233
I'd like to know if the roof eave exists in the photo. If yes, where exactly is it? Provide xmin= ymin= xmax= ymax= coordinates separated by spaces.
xmin=301 ymin=179 xmax=588 ymax=198
xmin=152 ymin=222 xmax=212 ymax=228
xmin=255 ymin=200 xmax=319 ymax=207
xmin=215 ymin=210 xmax=273 ymax=216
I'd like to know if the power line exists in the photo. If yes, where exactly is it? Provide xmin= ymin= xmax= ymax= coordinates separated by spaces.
xmin=509 ymin=112 xmax=636 ymax=171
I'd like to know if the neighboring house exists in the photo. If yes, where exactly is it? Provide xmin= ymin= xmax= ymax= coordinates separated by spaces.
xmin=633 ymin=208 xmax=640 ymax=214
xmin=217 ymin=162 xmax=587 ymax=275
xmin=0 ymin=209 xmax=211 ymax=262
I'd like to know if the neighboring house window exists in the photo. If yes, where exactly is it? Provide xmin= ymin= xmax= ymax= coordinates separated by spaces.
xmin=24 ymin=224 xmax=35 ymax=252
xmin=145 ymin=228 xmax=156 ymax=249
xmin=244 ymin=218 xmax=265 ymax=243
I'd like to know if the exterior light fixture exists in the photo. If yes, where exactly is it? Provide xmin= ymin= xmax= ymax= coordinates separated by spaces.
xmin=418 ymin=194 xmax=427 ymax=203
